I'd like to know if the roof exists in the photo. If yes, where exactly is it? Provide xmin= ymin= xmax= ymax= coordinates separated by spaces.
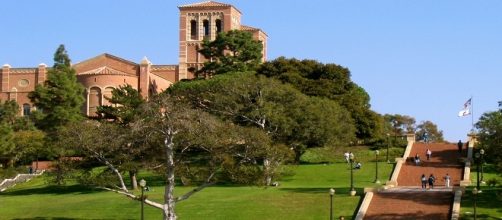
xmin=240 ymin=25 xmax=268 ymax=37
xmin=77 ymin=66 xmax=135 ymax=76
xmin=73 ymin=53 xmax=138 ymax=67
xmin=178 ymin=1 xmax=241 ymax=13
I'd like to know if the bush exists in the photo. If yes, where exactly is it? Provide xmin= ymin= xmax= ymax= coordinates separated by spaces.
xmin=486 ymin=178 xmax=500 ymax=187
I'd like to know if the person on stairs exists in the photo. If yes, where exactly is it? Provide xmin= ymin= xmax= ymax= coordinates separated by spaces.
xmin=444 ymin=174 xmax=451 ymax=188
xmin=428 ymin=174 xmax=436 ymax=189
xmin=414 ymin=154 xmax=421 ymax=166
xmin=426 ymin=149 xmax=432 ymax=160
xmin=457 ymin=140 xmax=463 ymax=153
xmin=421 ymin=174 xmax=427 ymax=190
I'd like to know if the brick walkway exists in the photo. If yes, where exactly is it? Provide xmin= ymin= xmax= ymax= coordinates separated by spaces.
xmin=397 ymin=142 xmax=464 ymax=187
xmin=363 ymin=142 xmax=464 ymax=220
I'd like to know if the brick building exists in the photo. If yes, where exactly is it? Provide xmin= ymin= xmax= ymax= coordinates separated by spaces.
xmin=0 ymin=1 xmax=267 ymax=116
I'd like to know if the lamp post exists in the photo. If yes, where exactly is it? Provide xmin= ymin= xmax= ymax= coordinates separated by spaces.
xmin=139 ymin=179 xmax=147 ymax=220
xmin=473 ymin=187 xmax=478 ymax=220
xmin=374 ymin=150 xmax=380 ymax=184
xmin=474 ymin=152 xmax=481 ymax=192
xmin=349 ymin=154 xmax=356 ymax=196
xmin=386 ymin=133 xmax=390 ymax=163
xmin=329 ymin=188 xmax=335 ymax=220
xmin=480 ymin=149 xmax=485 ymax=183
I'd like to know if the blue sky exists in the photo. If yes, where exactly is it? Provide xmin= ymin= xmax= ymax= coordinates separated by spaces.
xmin=1 ymin=0 xmax=501 ymax=141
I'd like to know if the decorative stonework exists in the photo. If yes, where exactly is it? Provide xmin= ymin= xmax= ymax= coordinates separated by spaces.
xmin=18 ymin=79 xmax=29 ymax=87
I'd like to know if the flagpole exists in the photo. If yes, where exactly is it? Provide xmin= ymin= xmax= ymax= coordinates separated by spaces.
xmin=471 ymin=96 xmax=474 ymax=132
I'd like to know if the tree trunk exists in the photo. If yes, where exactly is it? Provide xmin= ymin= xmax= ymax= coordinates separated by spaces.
xmin=264 ymin=158 xmax=272 ymax=186
xmin=102 ymin=158 xmax=128 ymax=192
xmin=129 ymin=170 xmax=138 ymax=190
xmin=163 ymin=132 xmax=177 ymax=220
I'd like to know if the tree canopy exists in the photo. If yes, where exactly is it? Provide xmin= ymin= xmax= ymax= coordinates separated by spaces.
xmin=256 ymin=57 xmax=380 ymax=142
xmin=197 ymin=30 xmax=263 ymax=77
xmin=476 ymin=101 xmax=502 ymax=173
xmin=28 ymin=44 xmax=85 ymax=132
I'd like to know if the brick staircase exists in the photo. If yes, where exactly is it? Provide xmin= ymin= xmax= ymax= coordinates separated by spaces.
xmin=362 ymin=142 xmax=464 ymax=220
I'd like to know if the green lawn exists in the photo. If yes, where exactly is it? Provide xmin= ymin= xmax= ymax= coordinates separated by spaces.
xmin=460 ymin=164 xmax=502 ymax=220
xmin=0 ymin=162 xmax=394 ymax=219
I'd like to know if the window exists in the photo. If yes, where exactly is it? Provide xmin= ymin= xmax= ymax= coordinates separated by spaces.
xmin=216 ymin=19 xmax=222 ymax=33
xmin=190 ymin=20 xmax=197 ymax=40
xmin=203 ymin=20 xmax=210 ymax=37
xmin=23 ymin=104 xmax=31 ymax=116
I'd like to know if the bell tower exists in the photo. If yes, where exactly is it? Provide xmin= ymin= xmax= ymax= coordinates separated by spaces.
xmin=178 ymin=1 xmax=242 ymax=80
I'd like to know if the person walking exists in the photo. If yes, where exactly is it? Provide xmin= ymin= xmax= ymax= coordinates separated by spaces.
xmin=457 ymin=140 xmax=463 ymax=153
xmin=426 ymin=149 xmax=432 ymax=160
xmin=421 ymin=174 xmax=427 ymax=190
xmin=414 ymin=154 xmax=421 ymax=166
xmin=344 ymin=152 xmax=350 ymax=163
xmin=444 ymin=174 xmax=451 ymax=188
xmin=428 ymin=174 xmax=436 ymax=189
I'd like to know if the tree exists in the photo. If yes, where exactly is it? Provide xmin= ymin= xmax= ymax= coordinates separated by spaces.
xmin=12 ymin=130 xmax=46 ymax=170
xmin=197 ymin=30 xmax=263 ymax=77
xmin=133 ymin=94 xmax=272 ymax=220
xmin=0 ymin=100 xmax=19 ymax=125
xmin=0 ymin=124 xmax=15 ymax=167
xmin=257 ymin=57 xmax=380 ymax=142
xmin=96 ymin=84 xmax=147 ymax=189
xmin=170 ymin=73 xmax=355 ymax=174
xmin=415 ymin=120 xmax=444 ymax=142
xmin=28 ymin=44 xmax=85 ymax=132
xmin=476 ymin=101 xmax=502 ymax=173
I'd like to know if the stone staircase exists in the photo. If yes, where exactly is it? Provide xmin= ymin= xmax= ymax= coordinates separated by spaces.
xmin=0 ymin=170 xmax=45 ymax=192
xmin=359 ymin=141 xmax=466 ymax=220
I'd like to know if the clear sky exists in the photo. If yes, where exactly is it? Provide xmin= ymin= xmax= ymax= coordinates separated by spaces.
xmin=1 ymin=0 xmax=501 ymax=142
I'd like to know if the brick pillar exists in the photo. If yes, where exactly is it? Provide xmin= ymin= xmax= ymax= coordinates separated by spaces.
xmin=139 ymin=57 xmax=151 ymax=99
xmin=37 ymin=63 xmax=47 ymax=84
xmin=1 ymin=64 xmax=10 ymax=92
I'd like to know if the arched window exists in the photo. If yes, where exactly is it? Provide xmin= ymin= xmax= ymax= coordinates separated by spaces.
xmin=23 ymin=104 xmax=31 ymax=116
xmin=215 ymin=19 xmax=222 ymax=33
xmin=203 ymin=20 xmax=210 ymax=37
xmin=190 ymin=20 xmax=197 ymax=40
xmin=88 ymin=87 xmax=101 ymax=116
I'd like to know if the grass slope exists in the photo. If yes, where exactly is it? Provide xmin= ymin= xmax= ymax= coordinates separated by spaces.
xmin=0 ymin=163 xmax=394 ymax=219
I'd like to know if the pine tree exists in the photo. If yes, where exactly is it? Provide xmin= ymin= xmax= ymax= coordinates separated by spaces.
xmin=28 ymin=45 xmax=85 ymax=132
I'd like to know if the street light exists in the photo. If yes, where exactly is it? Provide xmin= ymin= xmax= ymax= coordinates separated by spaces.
xmin=349 ymin=153 xmax=356 ymax=196
xmin=473 ymin=187 xmax=478 ymax=220
xmin=329 ymin=188 xmax=335 ymax=220
xmin=374 ymin=150 xmax=380 ymax=184
xmin=386 ymin=133 xmax=390 ymax=163
xmin=480 ymin=149 xmax=485 ymax=184
xmin=474 ymin=152 xmax=481 ymax=192
xmin=139 ymin=179 xmax=147 ymax=220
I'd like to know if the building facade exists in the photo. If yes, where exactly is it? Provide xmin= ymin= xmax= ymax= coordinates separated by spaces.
xmin=0 ymin=1 xmax=267 ymax=116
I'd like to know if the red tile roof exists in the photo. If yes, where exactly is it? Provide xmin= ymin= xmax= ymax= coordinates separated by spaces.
xmin=178 ymin=1 xmax=232 ymax=8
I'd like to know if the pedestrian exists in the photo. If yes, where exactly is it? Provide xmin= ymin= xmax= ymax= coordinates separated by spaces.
xmin=421 ymin=174 xmax=427 ymax=190
xmin=426 ymin=149 xmax=432 ymax=160
xmin=428 ymin=174 xmax=435 ymax=189
xmin=444 ymin=174 xmax=451 ymax=188
xmin=457 ymin=140 xmax=463 ymax=153
xmin=28 ymin=166 xmax=33 ymax=174
xmin=344 ymin=152 xmax=350 ymax=163
xmin=423 ymin=132 xmax=429 ymax=143
xmin=414 ymin=154 xmax=421 ymax=166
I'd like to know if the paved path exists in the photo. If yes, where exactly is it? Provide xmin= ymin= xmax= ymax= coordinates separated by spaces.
xmin=397 ymin=142 xmax=464 ymax=187
xmin=363 ymin=142 xmax=464 ymax=220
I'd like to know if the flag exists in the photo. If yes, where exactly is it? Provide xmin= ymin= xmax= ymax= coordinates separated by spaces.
xmin=463 ymin=98 xmax=472 ymax=109
xmin=458 ymin=98 xmax=472 ymax=117
xmin=458 ymin=108 xmax=470 ymax=117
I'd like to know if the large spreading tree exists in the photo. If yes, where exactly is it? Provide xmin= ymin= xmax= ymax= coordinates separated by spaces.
xmin=28 ymin=44 xmax=85 ymax=132
xmin=257 ymin=57 xmax=382 ymax=142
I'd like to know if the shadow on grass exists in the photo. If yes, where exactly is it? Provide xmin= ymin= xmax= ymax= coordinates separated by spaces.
xmin=279 ymin=187 xmax=364 ymax=195
xmin=1 ymin=185 xmax=104 ymax=196
xmin=13 ymin=218 xmax=134 ymax=220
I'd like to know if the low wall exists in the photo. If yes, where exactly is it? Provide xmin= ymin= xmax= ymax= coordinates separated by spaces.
xmin=354 ymin=191 xmax=374 ymax=220
xmin=386 ymin=134 xmax=415 ymax=187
